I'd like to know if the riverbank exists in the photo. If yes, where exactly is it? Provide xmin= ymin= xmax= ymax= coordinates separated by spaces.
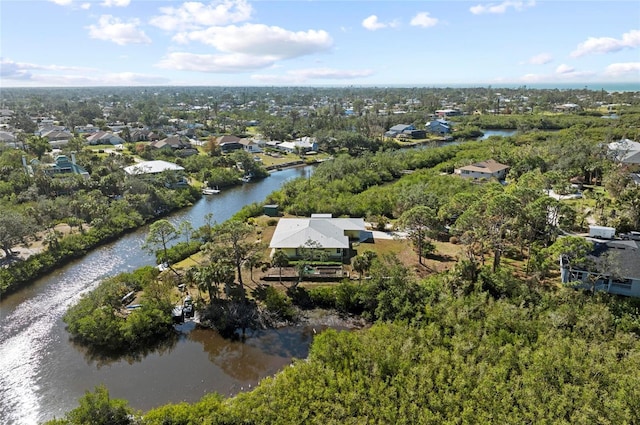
xmin=0 ymin=188 xmax=201 ymax=296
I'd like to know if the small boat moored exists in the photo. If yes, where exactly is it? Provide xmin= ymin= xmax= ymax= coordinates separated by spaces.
xmin=202 ymin=187 xmax=220 ymax=195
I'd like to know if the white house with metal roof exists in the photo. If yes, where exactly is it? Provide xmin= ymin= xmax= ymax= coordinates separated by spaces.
xmin=269 ymin=215 xmax=367 ymax=261
xmin=123 ymin=160 xmax=188 ymax=187
xmin=123 ymin=160 xmax=184 ymax=176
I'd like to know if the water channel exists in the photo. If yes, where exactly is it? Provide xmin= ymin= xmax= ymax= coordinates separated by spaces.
xmin=0 ymin=166 xmax=315 ymax=425
xmin=477 ymin=129 xmax=518 ymax=140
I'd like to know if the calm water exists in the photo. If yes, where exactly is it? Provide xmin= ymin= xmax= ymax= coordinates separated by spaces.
xmin=0 ymin=166 xmax=315 ymax=425
xmin=477 ymin=129 xmax=517 ymax=140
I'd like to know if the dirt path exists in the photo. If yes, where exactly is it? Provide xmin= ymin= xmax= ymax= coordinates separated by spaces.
xmin=0 ymin=223 xmax=76 ymax=266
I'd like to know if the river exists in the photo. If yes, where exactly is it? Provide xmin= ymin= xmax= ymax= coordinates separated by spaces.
xmin=0 ymin=166 xmax=315 ymax=425
xmin=477 ymin=129 xmax=518 ymax=140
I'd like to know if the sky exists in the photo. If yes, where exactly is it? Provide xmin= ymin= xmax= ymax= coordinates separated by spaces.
xmin=1 ymin=0 xmax=639 ymax=88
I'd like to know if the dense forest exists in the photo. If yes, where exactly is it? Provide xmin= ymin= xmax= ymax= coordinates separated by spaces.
xmin=1 ymin=86 xmax=640 ymax=423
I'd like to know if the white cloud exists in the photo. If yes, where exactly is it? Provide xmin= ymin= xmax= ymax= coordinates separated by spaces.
xmin=555 ymin=64 xmax=574 ymax=74
xmin=252 ymin=68 xmax=374 ymax=84
xmin=410 ymin=12 xmax=439 ymax=28
xmin=604 ymin=62 xmax=640 ymax=77
xmin=470 ymin=0 xmax=535 ymax=15
xmin=571 ymin=29 xmax=640 ymax=58
xmin=174 ymin=24 xmax=333 ymax=59
xmin=80 ymin=3 xmax=91 ymax=10
xmin=1 ymin=58 xmax=95 ymax=78
xmin=156 ymin=52 xmax=277 ymax=73
xmin=290 ymin=68 xmax=374 ymax=79
xmin=527 ymin=53 xmax=552 ymax=65
xmin=49 ymin=0 xmax=73 ymax=5
xmin=521 ymin=65 xmax=595 ymax=83
xmin=101 ymin=0 xmax=130 ymax=7
xmin=150 ymin=0 xmax=253 ymax=32
xmin=0 ymin=59 xmax=34 ymax=80
xmin=1 ymin=58 xmax=170 ymax=87
xmin=362 ymin=15 xmax=398 ymax=31
xmin=102 ymin=72 xmax=170 ymax=85
xmin=87 ymin=15 xmax=151 ymax=45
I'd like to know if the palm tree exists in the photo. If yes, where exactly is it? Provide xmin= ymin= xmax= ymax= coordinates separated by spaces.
xmin=271 ymin=249 xmax=289 ymax=285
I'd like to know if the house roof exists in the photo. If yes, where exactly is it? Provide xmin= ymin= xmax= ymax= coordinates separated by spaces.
xmin=591 ymin=239 xmax=640 ymax=280
xmin=239 ymin=138 xmax=258 ymax=146
xmin=389 ymin=124 xmax=414 ymax=132
xmin=458 ymin=159 xmax=510 ymax=173
xmin=123 ymin=160 xmax=184 ymax=175
xmin=270 ymin=217 xmax=366 ymax=249
xmin=216 ymin=135 xmax=241 ymax=144
xmin=0 ymin=131 xmax=17 ymax=142
xmin=623 ymin=150 xmax=640 ymax=164
xmin=151 ymin=136 xmax=189 ymax=149
xmin=608 ymin=139 xmax=640 ymax=163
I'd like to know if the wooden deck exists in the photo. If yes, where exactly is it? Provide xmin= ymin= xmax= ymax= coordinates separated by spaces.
xmin=262 ymin=265 xmax=346 ymax=282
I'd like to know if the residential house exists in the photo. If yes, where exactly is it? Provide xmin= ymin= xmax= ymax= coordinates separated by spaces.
xmin=74 ymin=125 xmax=99 ymax=135
xmin=86 ymin=131 xmax=126 ymax=146
xmin=41 ymin=129 xmax=72 ymax=147
xmin=0 ymin=131 xmax=18 ymax=147
xmin=0 ymin=109 xmax=14 ymax=125
xmin=608 ymin=139 xmax=640 ymax=165
xmin=276 ymin=137 xmax=318 ymax=154
xmin=269 ymin=215 xmax=368 ymax=262
xmin=455 ymin=159 xmax=510 ymax=180
xmin=41 ymin=153 xmax=89 ymax=178
xmin=560 ymin=238 xmax=640 ymax=298
xmin=123 ymin=159 xmax=188 ymax=187
xmin=435 ymin=109 xmax=462 ymax=117
xmin=216 ymin=135 xmax=243 ymax=153
xmin=150 ymin=136 xmax=191 ymax=150
xmin=239 ymin=138 xmax=263 ymax=153
xmin=426 ymin=119 xmax=451 ymax=134
xmin=385 ymin=124 xmax=415 ymax=138
xmin=293 ymin=136 xmax=318 ymax=152
xmin=130 ymin=129 xmax=151 ymax=142
xmin=123 ymin=159 xmax=184 ymax=176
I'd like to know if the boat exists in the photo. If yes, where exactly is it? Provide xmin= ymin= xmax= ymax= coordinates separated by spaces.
xmin=202 ymin=187 xmax=220 ymax=195
xmin=171 ymin=305 xmax=184 ymax=322
xmin=240 ymin=175 xmax=251 ymax=183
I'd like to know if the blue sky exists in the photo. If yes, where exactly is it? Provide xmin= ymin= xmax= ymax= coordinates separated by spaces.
xmin=1 ymin=0 xmax=639 ymax=87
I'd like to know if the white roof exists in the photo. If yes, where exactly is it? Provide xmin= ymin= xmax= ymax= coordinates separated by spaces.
xmin=609 ymin=139 xmax=640 ymax=151
xmin=270 ymin=217 xmax=366 ymax=249
xmin=123 ymin=160 xmax=184 ymax=175
xmin=608 ymin=139 xmax=640 ymax=162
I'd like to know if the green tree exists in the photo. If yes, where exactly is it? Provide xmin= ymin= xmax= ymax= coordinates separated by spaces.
xmin=271 ymin=249 xmax=289 ymax=285
xmin=0 ymin=210 xmax=34 ymax=257
xmin=142 ymin=219 xmax=179 ymax=265
xmin=352 ymin=251 xmax=376 ymax=281
xmin=205 ymin=220 xmax=256 ymax=289
xmin=63 ymin=385 xmax=135 ymax=425
xmin=25 ymin=135 xmax=51 ymax=160
xmin=397 ymin=205 xmax=439 ymax=265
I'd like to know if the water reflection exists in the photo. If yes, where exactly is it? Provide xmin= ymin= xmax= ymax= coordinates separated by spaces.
xmin=0 ymin=166 xmax=315 ymax=424
xmin=69 ymin=331 xmax=180 ymax=368
xmin=188 ymin=325 xmax=318 ymax=382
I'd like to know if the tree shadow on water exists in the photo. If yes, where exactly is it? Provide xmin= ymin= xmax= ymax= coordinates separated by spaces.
xmin=69 ymin=330 xmax=180 ymax=368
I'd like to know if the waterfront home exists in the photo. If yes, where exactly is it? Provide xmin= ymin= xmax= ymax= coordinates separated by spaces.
xmin=426 ymin=119 xmax=451 ymax=134
xmin=269 ymin=215 xmax=367 ymax=262
xmin=123 ymin=160 xmax=187 ymax=187
xmin=384 ymin=124 xmax=416 ymax=138
xmin=240 ymin=138 xmax=263 ymax=153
